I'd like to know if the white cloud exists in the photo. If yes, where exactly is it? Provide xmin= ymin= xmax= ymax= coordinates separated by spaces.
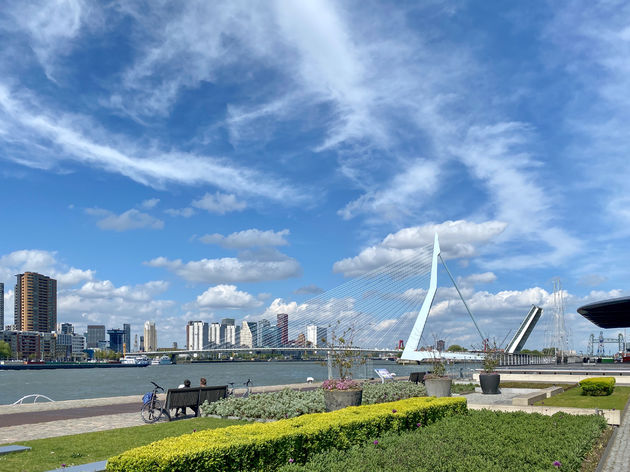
xmin=199 ymin=229 xmax=289 ymax=248
xmin=140 ymin=198 xmax=160 ymax=209
xmin=6 ymin=0 xmax=93 ymax=81
xmin=196 ymin=284 xmax=262 ymax=309
xmin=333 ymin=220 xmax=507 ymax=277
xmin=294 ymin=284 xmax=324 ymax=295
xmin=145 ymin=251 xmax=302 ymax=284
xmin=0 ymin=249 xmax=94 ymax=289
xmin=191 ymin=192 xmax=246 ymax=215
xmin=165 ymin=207 xmax=195 ymax=218
xmin=85 ymin=207 xmax=164 ymax=231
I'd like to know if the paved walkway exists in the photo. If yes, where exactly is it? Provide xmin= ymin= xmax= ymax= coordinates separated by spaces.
xmin=601 ymin=403 xmax=630 ymax=472
xmin=0 ymin=384 xmax=628 ymax=470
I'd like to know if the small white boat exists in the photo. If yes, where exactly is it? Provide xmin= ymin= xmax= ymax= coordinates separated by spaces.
xmin=120 ymin=355 xmax=151 ymax=366
xmin=151 ymin=355 xmax=172 ymax=365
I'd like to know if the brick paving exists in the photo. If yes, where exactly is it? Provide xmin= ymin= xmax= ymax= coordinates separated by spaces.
xmin=601 ymin=407 xmax=630 ymax=471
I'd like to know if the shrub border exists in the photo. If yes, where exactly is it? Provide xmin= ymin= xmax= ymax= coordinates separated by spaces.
xmin=107 ymin=397 xmax=466 ymax=472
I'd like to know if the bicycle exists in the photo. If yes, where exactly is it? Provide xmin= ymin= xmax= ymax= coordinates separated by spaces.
xmin=141 ymin=381 xmax=164 ymax=423
xmin=226 ymin=379 xmax=253 ymax=398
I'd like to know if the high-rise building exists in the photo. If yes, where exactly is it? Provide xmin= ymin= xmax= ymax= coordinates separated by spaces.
xmin=14 ymin=272 xmax=57 ymax=333
xmin=225 ymin=324 xmax=240 ymax=346
xmin=240 ymin=321 xmax=258 ymax=348
xmin=143 ymin=321 xmax=157 ymax=351
xmin=277 ymin=313 xmax=288 ymax=346
xmin=221 ymin=318 xmax=235 ymax=326
xmin=186 ymin=320 xmax=209 ymax=351
xmin=209 ymin=322 xmax=221 ymax=346
xmin=86 ymin=325 xmax=106 ymax=348
xmin=257 ymin=319 xmax=270 ymax=346
xmin=0 ymin=282 xmax=4 ymax=330
xmin=123 ymin=324 xmax=131 ymax=353
xmin=108 ymin=329 xmax=125 ymax=353
xmin=60 ymin=323 xmax=74 ymax=335
xmin=139 ymin=335 xmax=144 ymax=351
xmin=306 ymin=325 xmax=328 ymax=347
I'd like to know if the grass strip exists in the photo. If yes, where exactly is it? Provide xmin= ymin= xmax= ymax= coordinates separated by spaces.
xmin=500 ymin=381 xmax=576 ymax=390
xmin=0 ymin=417 xmax=244 ymax=472
xmin=279 ymin=410 xmax=609 ymax=472
xmin=534 ymin=386 xmax=630 ymax=409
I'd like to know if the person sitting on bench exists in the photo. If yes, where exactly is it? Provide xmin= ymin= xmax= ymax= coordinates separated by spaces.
xmin=176 ymin=379 xmax=193 ymax=417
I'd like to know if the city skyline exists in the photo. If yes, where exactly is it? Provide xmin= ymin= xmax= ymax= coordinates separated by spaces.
xmin=1 ymin=2 xmax=629 ymax=351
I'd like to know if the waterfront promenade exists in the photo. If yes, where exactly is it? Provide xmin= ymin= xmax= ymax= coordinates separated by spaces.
xmin=1 ymin=380 xmax=628 ymax=471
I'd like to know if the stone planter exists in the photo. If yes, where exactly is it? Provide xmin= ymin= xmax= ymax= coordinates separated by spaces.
xmin=479 ymin=372 xmax=501 ymax=394
xmin=424 ymin=377 xmax=452 ymax=397
xmin=323 ymin=389 xmax=363 ymax=411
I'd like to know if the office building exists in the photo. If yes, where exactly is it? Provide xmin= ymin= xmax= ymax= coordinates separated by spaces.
xmin=306 ymin=325 xmax=328 ymax=347
xmin=240 ymin=321 xmax=258 ymax=348
xmin=14 ymin=272 xmax=57 ymax=333
xmin=86 ymin=325 xmax=106 ymax=349
xmin=257 ymin=319 xmax=270 ymax=346
xmin=186 ymin=320 xmax=209 ymax=351
xmin=221 ymin=318 xmax=235 ymax=326
xmin=139 ymin=335 xmax=144 ymax=351
xmin=123 ymin=324 xmax=131 ymax=353
xmin=261 ymin=323 xmax=281 ymax=347
xmin=277 ymin=313 xmax=288 ymax=346
xmin=0 ymin=282 xmax=4 ymax=330
xmin=143 ymin=321 xmax=157 ymax=351
xmin=108 ymin=328 xmax=125 ymax=353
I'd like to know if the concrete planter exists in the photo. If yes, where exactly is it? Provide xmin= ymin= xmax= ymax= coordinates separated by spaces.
xmin=480 ymin=373 xmax=501 ymax=394
xmin=425 ymin=378 xmax=452 ymax=397
xmin=323 ymin=389 xmax=363 ymax=411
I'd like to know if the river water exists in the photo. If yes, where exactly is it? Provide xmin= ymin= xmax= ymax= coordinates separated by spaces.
xmin=0 ymin=361 xmax=480 ymax=405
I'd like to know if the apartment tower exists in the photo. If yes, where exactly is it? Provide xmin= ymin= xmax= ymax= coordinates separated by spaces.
xmin=14 ymin=272 xmax=57 ymax=333
xmin=143 ymin=321 xmax=157 ymax=351
xmin=277 ymin=313 xmax=288 ymax=346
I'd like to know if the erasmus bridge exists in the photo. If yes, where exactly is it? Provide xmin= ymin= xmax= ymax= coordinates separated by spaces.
xmin=140 ymin=234 xmax=531 ymax=362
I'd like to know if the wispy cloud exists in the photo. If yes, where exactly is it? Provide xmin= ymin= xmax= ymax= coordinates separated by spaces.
xmin=0 ymin=84 xmax=303 ymax=202
xmin=199 ymin=229 xmax=290 ymax=249
xmin=85 ymin=207 xmax=164 ymax=231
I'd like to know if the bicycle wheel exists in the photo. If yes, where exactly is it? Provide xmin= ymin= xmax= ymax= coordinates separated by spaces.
xmin=141 ymin=398 xmax=163 ymax=423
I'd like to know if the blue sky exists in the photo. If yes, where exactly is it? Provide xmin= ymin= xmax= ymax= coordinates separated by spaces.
xmin=1 ymin=0 xmax=628 ymax=353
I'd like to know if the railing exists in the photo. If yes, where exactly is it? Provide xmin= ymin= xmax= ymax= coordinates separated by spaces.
xmin=12 ymin=394 xmax=55 ymax=405
xmin=497 ymin=354 xmax=555 ymax=366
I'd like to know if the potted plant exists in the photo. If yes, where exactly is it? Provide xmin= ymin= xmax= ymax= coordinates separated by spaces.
xmin=424 ymin=353 xmax=452 ymax=398
xmin=479 ymin=350 xmax=500 ymax=394
xmin=322 ymin=323 xmax=365 ymax=411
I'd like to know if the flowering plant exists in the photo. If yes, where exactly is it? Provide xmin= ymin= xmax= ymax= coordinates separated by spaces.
xmin=321 ymin=379 xmax=360 ymax=391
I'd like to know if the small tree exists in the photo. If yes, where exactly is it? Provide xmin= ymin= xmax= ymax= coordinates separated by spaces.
xmin=447 ymin=344 xmax=466 ymax=352
xmin=325 ymin=322 xmax=365 ymax=380
xmin=0 ymin=340 xmax=11 ymax=359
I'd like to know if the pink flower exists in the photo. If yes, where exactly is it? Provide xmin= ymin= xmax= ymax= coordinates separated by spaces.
xmin=553 ymin=460 xmax=562 ymax=468
xmin=373 ymin=440 xmax=379 ymax=445
xmin=417 ymin=422 xmax=421 ymax=427
xmin=392 ymin=409 xmax=397 ymax=413
xmin=289 ymin=458 xmax=294 ymax=463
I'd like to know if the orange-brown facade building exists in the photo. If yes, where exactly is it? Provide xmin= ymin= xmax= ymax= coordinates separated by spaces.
xmin=14 ymin=272 xmax=57 ymax=333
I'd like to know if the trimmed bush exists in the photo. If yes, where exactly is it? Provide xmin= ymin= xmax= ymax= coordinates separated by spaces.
xmin=278 ymin=410 xmax=608 ymax=472
xmin=579 ymin=377 xmax=615 ymax=396
xmin=106 ymin=397 xmax=466 ymax=472
xmin=199 ymin=382 xmax=427 ymax=420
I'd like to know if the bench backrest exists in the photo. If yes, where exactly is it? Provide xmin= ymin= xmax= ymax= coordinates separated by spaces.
xmin=198 ymin=385 xmax=228 ymax=405
xmin=165 ymin=387 xmax=200 ymax=410
xmin=165 ymin=385 xmax=228 ymax=410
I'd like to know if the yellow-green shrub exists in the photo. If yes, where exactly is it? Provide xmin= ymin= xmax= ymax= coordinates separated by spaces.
xmin=579 ymin=377 xmax=615 ymax=396
xmin=107 ymin=396 xmax=467 ymax=472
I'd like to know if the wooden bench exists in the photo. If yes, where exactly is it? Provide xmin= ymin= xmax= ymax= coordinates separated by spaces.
xmin=163 ymin=385 xmax=227 ymax=420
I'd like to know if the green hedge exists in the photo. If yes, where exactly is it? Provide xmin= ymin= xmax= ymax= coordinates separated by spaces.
xmin=199 ymin=383 xmax=427 ymax=420
xmin=106 ymin=397 xmax=466 ymax=472
xmin=579 ymin=377 xmax=615 ymax=396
